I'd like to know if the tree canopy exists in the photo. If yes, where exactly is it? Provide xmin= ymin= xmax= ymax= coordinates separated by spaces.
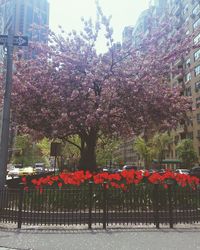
xmin=176 ymin=139 xmax=198 ymax=168
xmin=9 ymin=5 xmax=197 ymax=171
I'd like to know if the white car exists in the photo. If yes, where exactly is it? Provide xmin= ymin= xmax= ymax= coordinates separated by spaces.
xmin=175 ymin=169 xmax=190 ymax=175
xmin=8 ymin=168 xmax=20 ymax=178
xmin=122 ymin=165 xmax=138 ymax=171
xmin=19 ymin=166 xmax=35 ymax=176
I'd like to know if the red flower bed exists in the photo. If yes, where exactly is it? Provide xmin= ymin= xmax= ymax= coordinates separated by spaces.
xmin=21 ymin=169 xmax=200 ymax=191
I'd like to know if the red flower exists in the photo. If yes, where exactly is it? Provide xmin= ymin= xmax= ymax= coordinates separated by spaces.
xmin=23 ymin=186 xmax=29 ymax=192
xmin=110 ymin=182 xmax=120 ymax=188
xmin=144 ymin=171 xmax=150 ymax=177
xmin=29 ymin=170 xmax=200 ymax=191
xmin=163 ymin=184 xmax=168 ymax=189
xmin=32 ymin=179 xmax=38 ymax=185
xmin=93 ymin=174 xmax=104 ymax=184
xmin=21 ymin=177 xmax=27 ymax=184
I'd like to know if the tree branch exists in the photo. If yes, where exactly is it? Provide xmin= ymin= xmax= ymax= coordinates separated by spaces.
xmin=65 ymin=139 xmax=81 ymax=151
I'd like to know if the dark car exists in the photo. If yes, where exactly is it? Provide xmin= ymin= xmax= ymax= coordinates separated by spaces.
xmin=190 ymin=167 xmax=200 ymax=178
xmin=34 ymin=167 xmax=44 ymax=174
xmin=148 ymin=169 xmax=156 ymax=174
xmin=158 ymin=169 xmax=166 ymax=175
xmin=102 ymin=168 xmax=121 ymax=174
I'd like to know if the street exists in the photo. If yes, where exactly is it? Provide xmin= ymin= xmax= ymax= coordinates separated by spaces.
xmin=0 ymin=226 xmax=200 ymax=250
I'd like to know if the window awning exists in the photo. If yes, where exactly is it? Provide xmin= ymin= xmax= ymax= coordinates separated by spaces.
xmin=153 ymin=159 xmax=182 ymax=164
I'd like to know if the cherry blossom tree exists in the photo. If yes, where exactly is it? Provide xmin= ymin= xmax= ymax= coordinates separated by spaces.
xmin=10 ymin=5 xmax=197 ymax=171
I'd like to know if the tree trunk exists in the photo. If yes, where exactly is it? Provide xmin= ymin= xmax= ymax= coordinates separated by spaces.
xmin=78 ymin=130 xmax=98 ymax=172
xmin=79 ymin=143 xmax=96 ymax=172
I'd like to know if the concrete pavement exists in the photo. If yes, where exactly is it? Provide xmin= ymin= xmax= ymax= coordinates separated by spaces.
xmin=0 ymin=226 xmax=200 ymax=250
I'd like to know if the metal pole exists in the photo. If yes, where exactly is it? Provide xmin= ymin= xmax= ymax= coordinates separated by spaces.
xmin=103 ymin=182 xmax=107 ymax=229
xmin=0 ymin=29 xmax=14 ymax=189
xmin=168 ymin=184 xmax=173 ymax=229
xmin=17 ymin=183 xmax=24 ymax=229
xmin=88 ymin=181 xmax=93 ymax=229
xmin=153 ymin=184 xmax=160 ymax=229
xmin=54 ymin=155 xmax=57 ymax=174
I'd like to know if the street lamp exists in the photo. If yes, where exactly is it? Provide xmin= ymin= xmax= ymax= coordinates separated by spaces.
xmin=0 ymin=1 xmax=28 ymax=188
xmin=0 ymin=21 xmax=14 ymax=189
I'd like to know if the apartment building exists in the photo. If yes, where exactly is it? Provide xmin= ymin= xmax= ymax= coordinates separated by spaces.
xmin=167 ymin=0 xmax=200 ymax=161
xmin=120 ymin=0 xmax=200 ymax=165
xmin=112 ymin=139 xmax=139 ymax=166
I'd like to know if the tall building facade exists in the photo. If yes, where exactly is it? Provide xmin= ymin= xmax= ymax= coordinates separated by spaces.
xmin=168 ymin=0 xmax=200 ymax=161
xmin=0 ymin=0 xmax=49 ymax=61
xmin=0 ymin=0 xmax=49 ymax=156
xmin=0 ymin=0 xmax=49 ymax=36
xmin=121 ymin=0 xmax=200 ymax=166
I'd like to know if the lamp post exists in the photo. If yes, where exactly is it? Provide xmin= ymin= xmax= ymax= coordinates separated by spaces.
xmin=0 ymin=27 xmax=14 ymax=189
xmin=0 ymin=1 xmax=28 ymax=188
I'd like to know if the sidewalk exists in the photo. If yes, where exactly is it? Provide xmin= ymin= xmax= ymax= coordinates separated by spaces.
xmin=0 ymin=248 xmax=31 ymax=250
xmin=0 ymin=224 xmax=200 ymax=250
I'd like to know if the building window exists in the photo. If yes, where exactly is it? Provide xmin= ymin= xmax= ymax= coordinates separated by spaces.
xmin=185 ymin=86 xmax=192 ymax=96
xmin=196 ymin=96 xmax=200 ymax=108
xmin=194 ymin=33 xmax=200 ymax=44
xmin=183 ymin=4 xmax=188 ymax=15
xmin=185 ymin=72 xmax=191 ymax=82
xmin=187 ymin=117 xmax=193 ymax=126
xmin=185 ymin=58 xmax=191 ymax=67
xmin=187 ymin=132 xmax=193 ymax=139
xmin=183 ymin=4 xmax=189 ymax=15
xmin=197 ymin=113 xmax=200 ymax=123
xmin=186 ymin=30 xmax=189 ymax=35
xmin=172 ymin=82 xmax=177 ymax=87
xmin=174 ymin=135 xmax=179 ymax=145
xmin=195 ymin=81 xmax=200 ymax=92
xmin=193 ymin=4 xmax=200 ymax=15
xmin=185 ymin=16 xmax=189 ymax=24
xmin=197 ymin=130 xmax=200 ymax=139
xmin=193 ymin=18 xmax=200 ymax=30
xmin=195 ymin=65 xmax=200 ymax=76
xmin=194 ymin=49 xmax=200 ymax=61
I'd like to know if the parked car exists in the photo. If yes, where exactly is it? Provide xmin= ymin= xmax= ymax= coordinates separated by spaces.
xmin=19 ymin=167 xmax=35 ymax=176
xmin=34 ymin=167 xmax=44 ymax=174
xmin=190 ymin=166 xmax=200 ymax=178
xmin=102 ymin=168 xmax=120 ymax=173
xmin=148 ymin=169 xmax=156 ymax=174
xmin=122 ymin=165 xmax=138 ymax=171
xmin=175 ymin=169 xmax=190 ymax=175
xmin=7 ymin=164 xmax=23 ymax=178
xmin=8 ymin=168 xmax=20 ymax=178
xmin=157 ymin=169 xmax=166 ymax=174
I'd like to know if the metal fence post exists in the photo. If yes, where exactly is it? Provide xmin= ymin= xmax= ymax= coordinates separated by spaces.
xmin=153 ymin=184 xmax=160 ymax=229
xmin=168 ymin=184 xmax=173 ymax=229
xmin=0 ymin=187 xmax=7 ymax=220
xmin=17 ymin=184 xmax=23 ymax=229
xmin=103 ymin=182 xmax=107 ymax=229
xmin=88 ymin=181 xmax=93 ymax=229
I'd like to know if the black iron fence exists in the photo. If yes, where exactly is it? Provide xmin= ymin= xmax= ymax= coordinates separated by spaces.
xmin=0 ymin=183 xmax=200 ymax=229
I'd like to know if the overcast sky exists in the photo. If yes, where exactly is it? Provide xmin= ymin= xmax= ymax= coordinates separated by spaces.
xmin=48 ymin=0 xmax=149 ymax=52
